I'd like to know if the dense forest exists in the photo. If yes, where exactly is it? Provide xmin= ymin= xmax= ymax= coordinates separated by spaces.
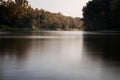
xmin=0 ymin=0 xmax=83 ymax=31
xmin=83 ymin=0 xmax=120 ymax=31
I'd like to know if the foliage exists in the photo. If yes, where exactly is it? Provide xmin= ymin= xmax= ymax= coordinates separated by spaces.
xmin=82 ymin=0 xmax=120 ymax=31
xmin=0 ymin=0 xmax=83 ymax=31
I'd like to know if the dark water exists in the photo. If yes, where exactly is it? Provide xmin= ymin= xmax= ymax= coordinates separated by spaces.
xmin=0 ymin=31 xmax=120 ymax=80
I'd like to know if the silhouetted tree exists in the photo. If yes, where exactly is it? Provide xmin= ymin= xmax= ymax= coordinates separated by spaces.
xmin=83 ymin=0 xmax=120 ymax=31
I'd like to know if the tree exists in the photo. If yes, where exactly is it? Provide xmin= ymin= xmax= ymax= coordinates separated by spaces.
xmin=15 ymin=0 xmax=28 ymax=7
xmin=0 ymin=0 xmax=83 ymax=30
xmin=83 ymin=0 xmax=120 ymax=31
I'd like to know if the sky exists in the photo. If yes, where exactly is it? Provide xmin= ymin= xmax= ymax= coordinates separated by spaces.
xmin=29 ymin=0 xmax=90 ymax=17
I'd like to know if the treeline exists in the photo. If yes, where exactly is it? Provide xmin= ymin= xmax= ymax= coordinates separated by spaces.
xmin=0 ymin=0 xmax=83 ymax=30
xmin=82 ymin=0 xmax=120 ymax=31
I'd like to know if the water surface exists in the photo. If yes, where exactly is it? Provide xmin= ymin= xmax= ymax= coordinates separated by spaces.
xmin=0 ymin=31 xmax=120 ymax=80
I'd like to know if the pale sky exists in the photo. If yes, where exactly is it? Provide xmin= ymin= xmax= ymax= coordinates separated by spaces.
xmin=29 ymin=0 xmax=90 ymax=17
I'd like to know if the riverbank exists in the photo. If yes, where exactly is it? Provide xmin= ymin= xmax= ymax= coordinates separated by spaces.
xmin=0 ymin=25 xmax=82 ymax=32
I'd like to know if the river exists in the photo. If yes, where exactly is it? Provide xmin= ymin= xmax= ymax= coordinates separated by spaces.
xmin=0 ymin=31 xmax=120 ymax=80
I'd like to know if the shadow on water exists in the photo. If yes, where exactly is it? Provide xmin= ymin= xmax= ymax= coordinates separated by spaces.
xmin=83 ymin=32 xmax=120 ymax=64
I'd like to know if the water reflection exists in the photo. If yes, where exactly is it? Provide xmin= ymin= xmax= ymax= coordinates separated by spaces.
xmin=0 ymin=38 xmax=32 ymax=60
xmin=0 ymin=31 xmax=120 ymax=80
xmin=83 ymin=33 xmax=120 ymax=62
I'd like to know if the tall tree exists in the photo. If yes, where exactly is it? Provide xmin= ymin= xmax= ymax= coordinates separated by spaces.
xmin=83 ymin=0 xmax=120 ymax=31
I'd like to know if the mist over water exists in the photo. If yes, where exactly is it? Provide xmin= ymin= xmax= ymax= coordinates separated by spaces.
xmin=0 ymin=31 xmax=120 ymax=80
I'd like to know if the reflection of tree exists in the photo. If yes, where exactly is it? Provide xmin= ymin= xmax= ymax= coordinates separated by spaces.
xmin=83 ymin=34 xmax=120 ymax=61
xmin=0 ymin=38 xmax=32 ymax=60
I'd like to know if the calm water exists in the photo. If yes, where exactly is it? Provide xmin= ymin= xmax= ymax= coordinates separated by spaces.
xmin=0 ymin=31 xmax=120 ymax=80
